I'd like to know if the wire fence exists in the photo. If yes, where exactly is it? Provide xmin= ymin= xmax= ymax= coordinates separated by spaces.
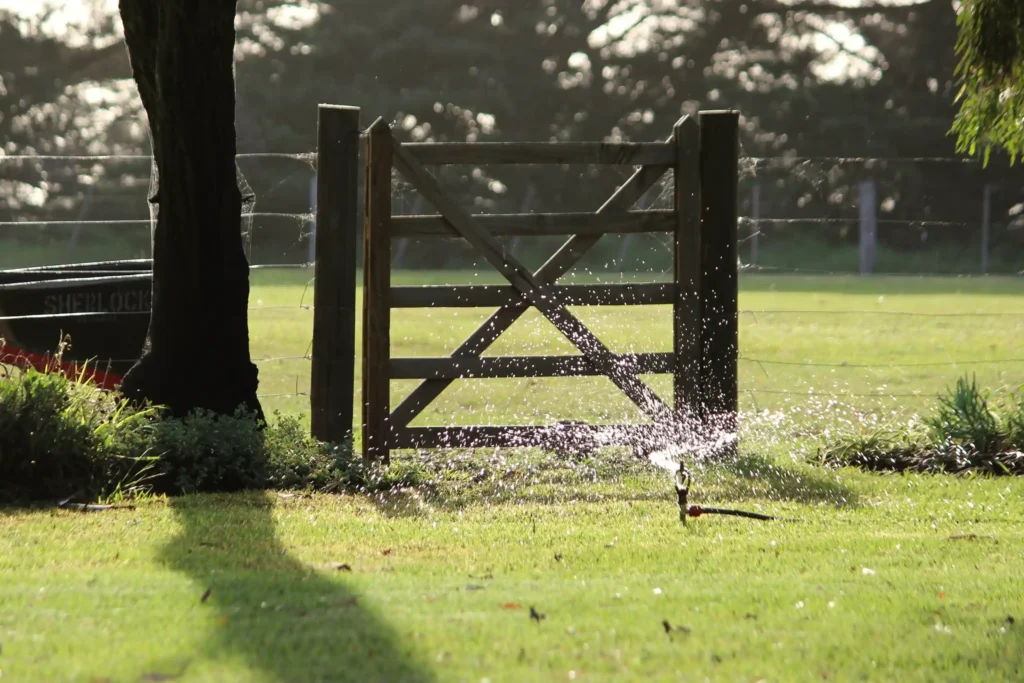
xmin=2 ymin=151 xmax=1023 ymax=412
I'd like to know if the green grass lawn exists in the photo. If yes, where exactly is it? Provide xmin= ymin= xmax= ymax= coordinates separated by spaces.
xmin=250 ymin=269 xmax=1024 ymax=436
xmin=2 ymin=270 xmax=1023 ymax=681
xmin=2 ymin=463 xmax=1022 ymax=682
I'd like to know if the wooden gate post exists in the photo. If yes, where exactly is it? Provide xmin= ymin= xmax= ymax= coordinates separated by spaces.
xmin=671 ymin=115 xmax=701 ymax=419
xmin=311 ymin=104 xmax=361 ymax=444
xmin=697 ymin=110 xmax=739 ymax=443
xmin=362 ymin=119 xmax=393 ymax=463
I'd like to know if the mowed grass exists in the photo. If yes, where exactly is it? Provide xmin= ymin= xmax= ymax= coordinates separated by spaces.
xmin=1 ymin=467 xmax=1023 ymax=682
xmin=2 ymin=270 xmax=1024 ymax=682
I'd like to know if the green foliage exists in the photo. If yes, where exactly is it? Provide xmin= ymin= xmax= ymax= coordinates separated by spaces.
xmin=820 ymin=374 xmax=1024 ymax=475
xmin=816 ymin=426 xmax=931 ymax=473
xmin=0 ymin=365 xmax=157 ymax=502
xmin=0 ymin=364 xmax=417 ymax=504
xmin=145 ymin=406 xmax=270 ymax=494
xmin=951 ymin=0 xmax=1024 ymax=164
xmin=926 ymin=374 xmax=1001 ymax=452
xmin=262 ymin=411 xmax=425 ymax=494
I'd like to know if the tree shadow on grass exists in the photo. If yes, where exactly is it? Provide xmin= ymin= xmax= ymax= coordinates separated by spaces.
xmin=710 ymin=451 xmax=861 ymax=508
xmin=157 ymin=491 xmax=434 ymax=683
xmin=368 ymin=447 xmax=860 ymax=519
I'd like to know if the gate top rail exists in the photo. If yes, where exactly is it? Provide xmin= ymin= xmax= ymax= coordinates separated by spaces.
xmin=401 ymin=141 xmax=674 ymax=166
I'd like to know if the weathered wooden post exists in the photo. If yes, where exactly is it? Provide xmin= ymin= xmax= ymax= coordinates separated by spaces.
xmin=362 ymin=119 xmax=393 ymax=463
xmin=698 ymin=110 xmax=739 ymax=448
xmin=671 ymin=115 xmax=701 ymax=420
xmin=310 ymin=104 xmax=360 ymax=444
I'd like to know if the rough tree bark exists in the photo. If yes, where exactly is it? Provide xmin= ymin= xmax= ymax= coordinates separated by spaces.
xmin=118 ymin=0 xmax=263 ymax=421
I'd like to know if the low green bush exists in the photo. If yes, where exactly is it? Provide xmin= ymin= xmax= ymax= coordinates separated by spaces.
xmin=819 ymin=374 xmax=1024 ymax=475
xmin=0 ymin=361 xmax=422 ymax=505
xmin=0 ymin=366 xmax=155 ymax=502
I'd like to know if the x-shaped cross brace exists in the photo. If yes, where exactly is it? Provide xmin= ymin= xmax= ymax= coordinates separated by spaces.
xmin=386 ymin=129 xmax=683 ymax=432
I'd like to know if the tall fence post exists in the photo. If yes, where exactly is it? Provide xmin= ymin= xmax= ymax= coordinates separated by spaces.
xmin=310 ymin=104 xmax=360 ymax=444
xmin=981 ymin=182 xmax=992 ymax=275
xmin=362 ymin=119 xmax=393 ymax=464
xmin=672 ymin=115 xmax=701 ymax=419
xmin=858 ymin=179 xmax=877 ymax=274
xmin=698 ymin=110 xmax=739 ymax=447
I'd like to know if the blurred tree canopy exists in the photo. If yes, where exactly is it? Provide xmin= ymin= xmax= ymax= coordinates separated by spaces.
xmin=2 ymin=0 xmax=1023 ymax=268
xmin=951 ymin=0 xmax=1024 ymax=165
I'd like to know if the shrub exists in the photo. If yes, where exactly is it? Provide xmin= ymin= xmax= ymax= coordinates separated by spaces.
xmin=925 ymin=375 xmax=1002 ymax=454
xmin=0 ymin=361 xmax=421 ymax=504
xmin=0 ymin=366 xmax=157 ymax=502
xmin=819 ymin=375 xmax=1024 ymax=476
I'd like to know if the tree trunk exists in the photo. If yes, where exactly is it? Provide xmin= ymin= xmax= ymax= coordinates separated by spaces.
xmin=118 ymin=0 xmax=263 ymax=421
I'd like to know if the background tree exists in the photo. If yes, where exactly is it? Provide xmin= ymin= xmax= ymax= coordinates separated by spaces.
xmin=951 ymin=0 xmax=1024 ymax=164
xmin=116 ymin=0 xmax=263 ymax=420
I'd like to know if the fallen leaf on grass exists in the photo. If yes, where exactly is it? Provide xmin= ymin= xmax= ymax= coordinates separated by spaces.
xmin=662 ymin=620 xmax=691 ymax=636
xmin=216 ymin=616 xmax=230 ymax=627
xmin=501 ymin=603 xmax=522 ymax=610
xmin=381 ymin=548 xmax=393 ymax=556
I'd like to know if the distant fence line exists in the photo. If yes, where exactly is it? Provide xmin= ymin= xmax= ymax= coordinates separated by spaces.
xmin=4 ymin=149 xmax=1020 ymax=275
xmin=2 ymin=146 xmax=1022 ymax=408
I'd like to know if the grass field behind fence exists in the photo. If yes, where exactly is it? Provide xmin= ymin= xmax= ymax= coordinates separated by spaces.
xmin=2 ymin=269 xmax=1024 ymax=682
xmin=249 ymin=269 xmax=1024 ymax=440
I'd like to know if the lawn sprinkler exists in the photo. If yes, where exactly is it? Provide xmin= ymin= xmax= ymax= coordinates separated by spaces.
xmin=674 ymin=460 xmax=778 ymax=523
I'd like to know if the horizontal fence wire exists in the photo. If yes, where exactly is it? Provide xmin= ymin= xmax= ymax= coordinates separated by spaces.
xmin=0 ymin=213 xmax=314 ymax=229
xmin=3 ymin=304 xmax=1022 ymax=323
xmin=739 ymin=265 xmax=1024 ymax=277
xmin=0 ymin=153 xmax=315 ymax=163
xmin=0 ymin=153 xmax=982 ymax=165
xmin=738 ymin=217 xmax=1010 ymax=229
xmin=740 ymin=356 xmax=1024 ymax=368
xmin=740 ymin=389 xmax=935 ymax=398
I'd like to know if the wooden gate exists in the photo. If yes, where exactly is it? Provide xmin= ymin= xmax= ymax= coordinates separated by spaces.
xmin=310 ymin=106 xmax=739 ymax=462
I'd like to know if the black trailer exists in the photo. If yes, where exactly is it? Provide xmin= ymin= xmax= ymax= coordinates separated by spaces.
xmin=0 ymin=260 xmax=152 ymax=388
